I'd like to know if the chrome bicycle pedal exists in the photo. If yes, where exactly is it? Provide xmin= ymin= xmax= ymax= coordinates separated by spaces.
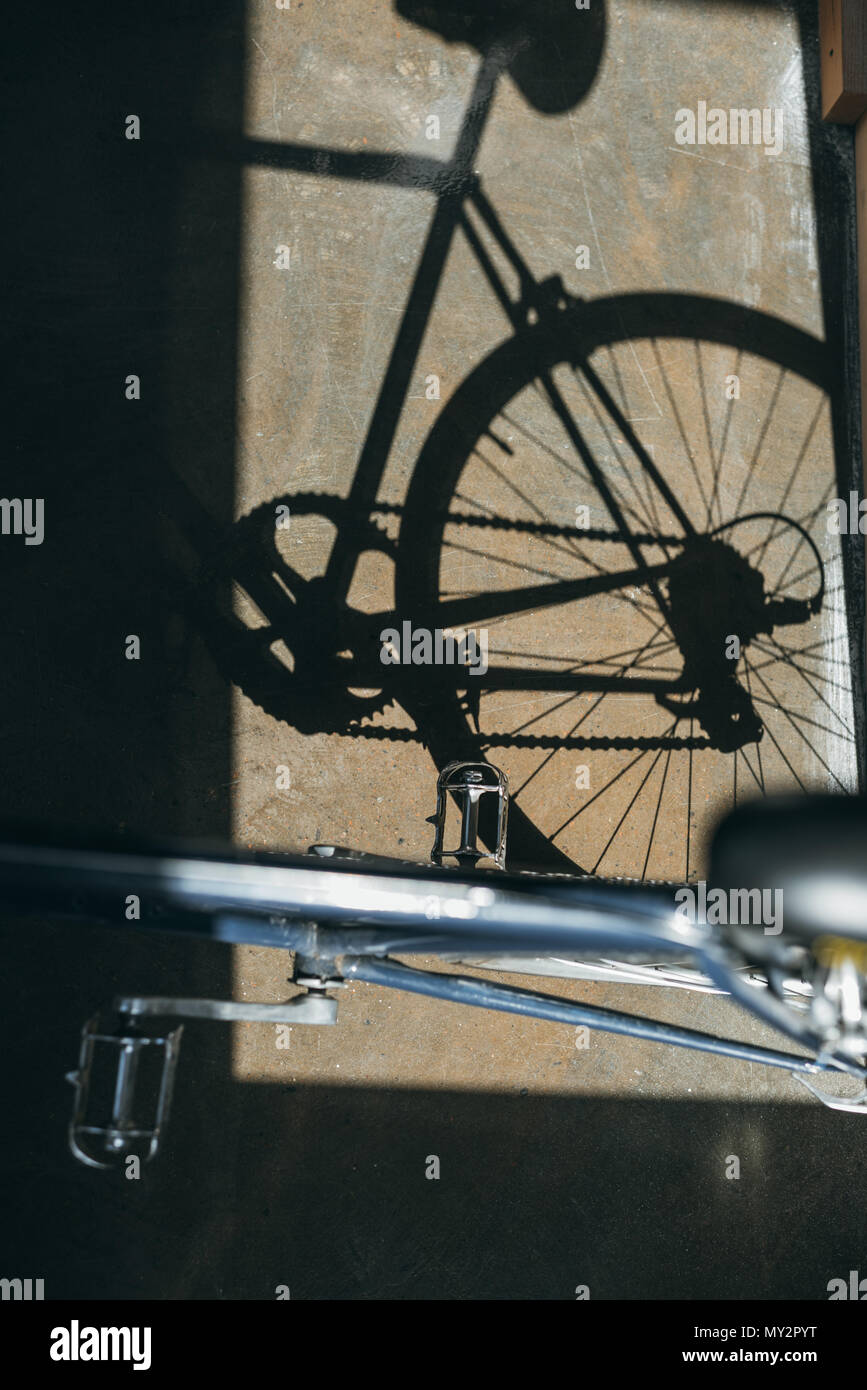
xmin=67 ymin=988 xmax=339 ymax=1168
xmin=66 ymin=1014 xmax=183 ymax=1171
xmin=429 ymin=761 xmax=509 ymax=870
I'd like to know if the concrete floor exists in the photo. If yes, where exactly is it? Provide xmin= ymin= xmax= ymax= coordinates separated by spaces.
xmin=230 ymin=0 xmax=860 ymax=1104
xmin=2 ymin=0 xmax=866 ymax=1299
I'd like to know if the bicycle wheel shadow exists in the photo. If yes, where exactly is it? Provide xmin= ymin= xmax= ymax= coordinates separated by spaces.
xmin=185 ymin=0 xmax=864 ymax=877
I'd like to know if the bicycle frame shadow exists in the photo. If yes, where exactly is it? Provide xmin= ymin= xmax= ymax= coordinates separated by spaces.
xmin=176 ymin=0 xmax=865 ymax=876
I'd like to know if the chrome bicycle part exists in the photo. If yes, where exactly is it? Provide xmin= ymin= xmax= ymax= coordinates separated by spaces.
xmin=430 ymin=760 xmax=509 ymax=869
xmin=66 ymin=1014 xmax=183 ymax=1171
xmin=803 ymin=938 xmax=867 ymax=1063
xmin=115 ymin=993 xmax=339 ymax=1025
xmin=792 ymin=1069 xmax=867 ymax=1113
xmin=6 ymin=789 xmax=866 ymax=1172
xmin=67 ymin=983 xmax=340 ymax=1168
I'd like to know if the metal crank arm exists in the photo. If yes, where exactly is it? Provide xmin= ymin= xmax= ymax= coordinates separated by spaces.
xmin=114 ymin=992 xmax=339 ymax=1025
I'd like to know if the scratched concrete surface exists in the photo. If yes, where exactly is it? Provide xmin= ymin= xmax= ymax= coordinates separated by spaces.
xmin=229 ymin=0 xmax=859 ymax=1108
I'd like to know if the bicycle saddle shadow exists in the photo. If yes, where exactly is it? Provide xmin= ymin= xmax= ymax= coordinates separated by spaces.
xmin=395 ymin=0 xmax=606 ymax=113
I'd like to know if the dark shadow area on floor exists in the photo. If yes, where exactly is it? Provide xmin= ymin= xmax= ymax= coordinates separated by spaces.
xmin=0 ymin=0 xmax=245 ymax=1293
xmin=5 ymin=1068 xmax=865 ymax=1299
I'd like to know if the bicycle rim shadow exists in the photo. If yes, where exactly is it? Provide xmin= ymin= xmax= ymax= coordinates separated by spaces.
xmin=186 ymin=0 xmax=865 ymax=877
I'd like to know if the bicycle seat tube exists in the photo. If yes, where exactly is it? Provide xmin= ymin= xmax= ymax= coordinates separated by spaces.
xmin=322 ymin=42 xmax=515 ymax=593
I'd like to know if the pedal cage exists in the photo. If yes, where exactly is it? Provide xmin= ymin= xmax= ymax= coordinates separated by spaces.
xmin=67 ymin=1014 xmax=183 ymax=1170
xmin=429 ymin=761 xmax=509 ymax=870
xmin=67 ymin=985 xmax=340 ymax=1169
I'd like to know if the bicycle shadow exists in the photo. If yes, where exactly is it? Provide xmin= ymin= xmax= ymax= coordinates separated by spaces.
xmin=179 ymin=0 xmax=864 ymax=876
xmin=396 ymin=0 xmax=606 ymax=115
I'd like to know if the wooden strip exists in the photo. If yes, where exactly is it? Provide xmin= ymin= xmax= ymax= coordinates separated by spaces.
xmin=855 ymin=115 xmax=867 ymax=498
xmin=821 ymin=0 xmax=867 ymax=124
